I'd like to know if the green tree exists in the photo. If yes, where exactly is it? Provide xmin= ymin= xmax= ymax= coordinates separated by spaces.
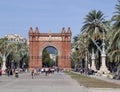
xmin=12 ymin=42 xmax=29 ymax=69
xmin=71 ymin=34 xmax=88 ymax=71
xmin=81 ymin=10 xmax=109 ymax=70
xmin=42 ymin=49 xmax=51 ymax=67
xmin=112 ymin=0 xmax=120 ymax=31
xmin=0 ymin=37 xmax=14 ymax=71
xmin=108 ymin=0 xmax=120 ymax=73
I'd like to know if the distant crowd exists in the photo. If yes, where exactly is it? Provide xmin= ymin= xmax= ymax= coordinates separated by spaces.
xmin=31 ymin=67 xmax=63 ymax=78
xmin=0 ymin=67 xmax=63 ymax=79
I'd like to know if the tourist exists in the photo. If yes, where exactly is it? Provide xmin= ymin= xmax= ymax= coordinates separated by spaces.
xmin=0 ymin=68 xmax=2 ymax=76
xmin=31 ymin=69 xmax=34 ymax=79
xmin=15 ymin=68 xmax=19 ymax=78
xmin=45 ymin=67 xmax=49 ymax=76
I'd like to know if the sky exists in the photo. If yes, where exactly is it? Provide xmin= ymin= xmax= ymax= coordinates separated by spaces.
xmin=0 ymin=0 xmax=118 ymax=39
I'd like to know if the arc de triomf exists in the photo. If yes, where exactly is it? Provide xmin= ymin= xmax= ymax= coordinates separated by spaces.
xmin=28 ymin=27 xmax=72 ymax=70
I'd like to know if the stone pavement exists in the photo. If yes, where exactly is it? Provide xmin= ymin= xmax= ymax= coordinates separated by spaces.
xmin=0 ymin=72 xmax=120 ymax=92
xmin=0 ymin=72 xmax=88 ymax=92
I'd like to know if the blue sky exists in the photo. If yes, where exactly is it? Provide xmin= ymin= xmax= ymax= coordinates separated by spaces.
xmin=0 ymin=0 xmax=118 ymax=39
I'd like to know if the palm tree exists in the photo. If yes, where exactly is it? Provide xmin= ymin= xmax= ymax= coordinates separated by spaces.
xmin=71 ymin=34 xmax=90 ymax=72
xmin=108 ymin=0 xmax=120 ymax=73
xmin=112 ymin=0 xmax=120 ymax=52
xmin=71 ymin=35 xmax=83 ymax=70
xmin=81 ymin=10 xmax=107 ymax=34
xmin=12 ymin=42 xmax=29 ymax=69
xmin=0 ymin=37 xmax=29 ymax=73
xmin=81 ymin=10 xmax=109 ymax=70
xmin=0 ymin=37 xmax=14 ymax=73
xmin=112 ymin=0 xmax=120 ymax=31
xmin=108 ymin=29 xmax=120 ymax=64
xmin=81 ymin=10 xmax=108 ymax=51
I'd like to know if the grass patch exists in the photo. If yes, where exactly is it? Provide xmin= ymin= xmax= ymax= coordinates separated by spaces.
xmin=65 ymin=71 xmax=120 ymax=88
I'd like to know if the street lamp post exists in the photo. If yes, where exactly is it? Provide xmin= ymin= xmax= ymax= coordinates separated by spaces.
xmin=2 ymin=56 xmax=7 ymax=74
xmin=98 ymin=30 xmax=109 ymax=74
xmin=87 ymin=26 xmax=110 ymax=75
xmin=91 ymin=48 xmax=97 ymax=71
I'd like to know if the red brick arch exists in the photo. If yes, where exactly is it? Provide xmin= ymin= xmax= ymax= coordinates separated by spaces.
xmin=28 ymin=27 xmax=72 ymax=70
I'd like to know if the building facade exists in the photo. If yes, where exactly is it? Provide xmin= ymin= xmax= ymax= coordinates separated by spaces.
xmin=5 ymin=34 xmax=27 ymax=43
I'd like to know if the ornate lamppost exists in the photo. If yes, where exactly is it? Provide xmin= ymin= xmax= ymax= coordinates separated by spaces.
xmin=2 ymin=56 xmax=7 ymax=74
xmin=87 ymin=20 xmax=110 ymax=75
xmin=98 ymin=29 xmax=109 ymax=74
xmin=91 ymin=48 xmax=97 ymax=71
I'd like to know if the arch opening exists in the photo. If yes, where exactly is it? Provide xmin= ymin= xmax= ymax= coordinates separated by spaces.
xmin=42 ymin=46 xmax=58 ymax=68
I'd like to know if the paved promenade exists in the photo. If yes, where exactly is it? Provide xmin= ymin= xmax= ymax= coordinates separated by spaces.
xmin=0 ymin=72 xmax=88 ymax=92
xmin=0 ymin=72 xmax=120 ymax=92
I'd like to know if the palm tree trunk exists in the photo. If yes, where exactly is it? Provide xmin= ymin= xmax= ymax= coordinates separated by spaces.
xmin=2 ymin=55 xmax=7 ymax=74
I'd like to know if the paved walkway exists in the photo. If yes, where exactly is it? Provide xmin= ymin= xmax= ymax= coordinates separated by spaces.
xmin=0 ymin=72 xmax=88 ymax=92
xmin=0 ymin=72 xmax=120 ymax=92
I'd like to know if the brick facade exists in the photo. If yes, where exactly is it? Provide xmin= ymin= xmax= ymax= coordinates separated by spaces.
xmin=28 ymin=27 xmax=72 ymax=70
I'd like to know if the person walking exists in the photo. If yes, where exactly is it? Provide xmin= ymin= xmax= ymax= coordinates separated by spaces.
xmin=45 ymin=67 xmax=48 ymax=76
xmin=31 ymin=70 xmax=34 ymax=79
xmin=15 ymin=68 xmax=19 ymax=78
xmin=0 ymin=68 xmax=2 ymax=76
xmin=7 ymin=68 xmax=11 ymax=77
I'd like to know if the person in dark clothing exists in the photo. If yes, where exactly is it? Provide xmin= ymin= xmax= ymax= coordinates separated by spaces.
xmin=31 ymin=70 xmax=34 ymax=79
xmin=15 ymin=69 xmax=19 ymax=78
xmin=0 ymin=68 xmax=2 ymax=76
